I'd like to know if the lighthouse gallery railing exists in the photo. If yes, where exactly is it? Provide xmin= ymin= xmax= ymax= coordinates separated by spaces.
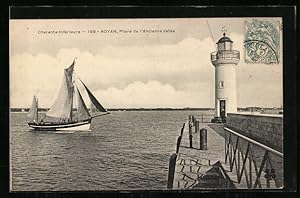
xmin=211 ymin=50 xmax=240 ymax=61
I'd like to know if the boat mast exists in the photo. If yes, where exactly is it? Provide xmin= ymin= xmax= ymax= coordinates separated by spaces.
xmin=70 ymin=83 xmax=75 ymax=121
xmin=69 ymin=60 xmax=76 ymax=121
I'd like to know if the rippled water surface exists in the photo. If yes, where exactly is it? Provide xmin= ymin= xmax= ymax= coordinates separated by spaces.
xmin=10 ymin=110 xmax=210 ymax=191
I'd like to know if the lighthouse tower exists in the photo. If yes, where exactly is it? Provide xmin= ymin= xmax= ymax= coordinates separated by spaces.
xmin=210 ymin=33 xmax=240 ymax=120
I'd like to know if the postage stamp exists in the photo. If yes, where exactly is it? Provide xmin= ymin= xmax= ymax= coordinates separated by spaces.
xmin=244 ymin=19 xmax=280 ymax=64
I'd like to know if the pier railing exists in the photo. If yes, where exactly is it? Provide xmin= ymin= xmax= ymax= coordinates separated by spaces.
xmin=224 ymin=127 xmax=283 ymax=189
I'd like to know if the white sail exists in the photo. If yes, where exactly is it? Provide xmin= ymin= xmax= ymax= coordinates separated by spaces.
xmin=27 ymin=96 xmax=38 ymax=121
xmin=75 ymin=86 xmax=91 ymax=120
xmin=46 ymin=62 xmax=74 ymax=119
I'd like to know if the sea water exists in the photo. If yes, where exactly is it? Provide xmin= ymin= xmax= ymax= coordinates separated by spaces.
xmin=10 ymin=110 xmax=213 ymax=191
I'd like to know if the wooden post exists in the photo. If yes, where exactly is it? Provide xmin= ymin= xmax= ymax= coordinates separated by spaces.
xmin=189 ymin=122 xmax=193 ymax=148
xmin=180 ymin=123 xmax=185 ymax=137
xmin=195 ymin=120 xmax=199 ymax=133
xmin=200 ymin=128 xmax=208 ymax=150
xmin=176 ymin=136 xmax=182 ymax=153
xmin=167 ymin=153 xmax=177 ymax=189
xmin=192 ymin=116 xmax=195 ymax=126
xmin=189 ymin=134 xmax=193 ymax=148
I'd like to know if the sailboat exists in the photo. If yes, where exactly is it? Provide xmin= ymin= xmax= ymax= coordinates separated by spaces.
xmin=27 ymin=59 xmax=109 ymax=131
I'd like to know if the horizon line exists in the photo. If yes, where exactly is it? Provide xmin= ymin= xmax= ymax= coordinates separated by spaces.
xmin=10 ymin=106 xmax=283 ymax=110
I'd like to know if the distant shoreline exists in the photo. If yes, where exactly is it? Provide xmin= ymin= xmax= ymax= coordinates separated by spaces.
xmin=10 ymin=108 xmax=215 ymax=112
xmin=10 ymin=107 xmax=282 ymax=113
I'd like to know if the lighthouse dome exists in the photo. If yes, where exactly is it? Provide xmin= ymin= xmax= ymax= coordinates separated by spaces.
xmin=216 ymin=36 xmax=233 ymax=44
xmin=216 ymin=33 xmax=233 ymax=51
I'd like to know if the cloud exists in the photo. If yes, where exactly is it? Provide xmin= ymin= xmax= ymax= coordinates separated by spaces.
xmin=10 ymin=33 xmax=282 ymax=108
xmin=9 ymin=18 xmax=211 ymax=56
xmin=10 ymin=37 xmax=216 ymax=108
xmin=93 ymin=81 xmax=213 ymax=108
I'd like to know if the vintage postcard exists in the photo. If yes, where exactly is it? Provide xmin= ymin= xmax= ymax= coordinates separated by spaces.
xmin=10 ymin=17 xmax=284 ymax=191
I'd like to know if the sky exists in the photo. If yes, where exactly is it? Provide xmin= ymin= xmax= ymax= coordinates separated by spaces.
xmin=10 ymin=18 xmax=283 ymax=108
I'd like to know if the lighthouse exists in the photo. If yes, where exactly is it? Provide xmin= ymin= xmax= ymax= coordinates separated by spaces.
xmin=210 ymin=33 xmax=240 ymax=121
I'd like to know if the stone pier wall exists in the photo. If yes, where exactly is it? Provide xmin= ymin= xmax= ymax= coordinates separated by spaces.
xmin=225 ymin=113 xmax=283 ymax=152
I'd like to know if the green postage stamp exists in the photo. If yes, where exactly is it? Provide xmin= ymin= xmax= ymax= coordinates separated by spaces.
xmin=244 ymin=19 xmax=280 ymax=64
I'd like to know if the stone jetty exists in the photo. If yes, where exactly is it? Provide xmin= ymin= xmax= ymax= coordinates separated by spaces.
xmin=167 ymin=113 xmax=283 ymax=190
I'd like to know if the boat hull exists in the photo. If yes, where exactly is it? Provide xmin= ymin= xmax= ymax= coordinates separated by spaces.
xmin=28 ymin=119 xmax=91 ymax=131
